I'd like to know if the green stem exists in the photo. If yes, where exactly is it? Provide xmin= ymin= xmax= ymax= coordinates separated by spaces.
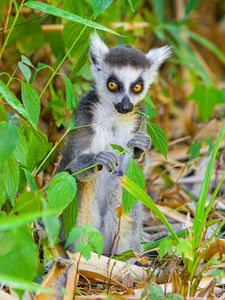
xmin=0 ymin=0 xmax=25 ymax=59
xmin=40 ymin=25 xmax=87 ymax=99
xmin=33 ymin=127 xmax=71 ymax=176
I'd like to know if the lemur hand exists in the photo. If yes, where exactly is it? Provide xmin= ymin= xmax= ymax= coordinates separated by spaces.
xmin=127 ymin=131 xmax=151 ymax=159
xmin=94 ymin=151 xmax=118 ymax=172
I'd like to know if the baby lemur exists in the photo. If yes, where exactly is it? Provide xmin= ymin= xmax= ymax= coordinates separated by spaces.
xmin=59 ymin=33 xmax=171 ymax=255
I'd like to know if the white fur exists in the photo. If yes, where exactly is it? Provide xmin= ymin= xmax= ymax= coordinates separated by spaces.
xmin=90 ymin=33 xmax=109 ymax=70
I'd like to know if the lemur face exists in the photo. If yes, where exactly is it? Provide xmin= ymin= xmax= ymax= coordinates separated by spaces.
xmin=90 ymin=33 xmax=171 ymax=114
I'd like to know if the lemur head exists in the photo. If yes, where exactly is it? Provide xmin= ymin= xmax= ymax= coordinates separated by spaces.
xmin=90 ymin=33 xmax=171 ymax=114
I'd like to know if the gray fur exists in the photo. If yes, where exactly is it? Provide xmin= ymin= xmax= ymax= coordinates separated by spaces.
xmin=59 ymin=33 xmax=171 ymax=255
xmin=104 ymin=46 xmax=151 ymax=69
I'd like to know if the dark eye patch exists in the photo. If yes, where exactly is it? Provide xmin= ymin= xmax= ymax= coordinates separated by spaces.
xmin=130 ymin=76 xmax=144 ymax=94
xmin=107 ymin=75 xmax=123 ymax=93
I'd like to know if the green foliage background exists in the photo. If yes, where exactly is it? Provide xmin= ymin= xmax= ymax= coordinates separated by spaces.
xmin=0 ymin=0 xmax=225 ymax=296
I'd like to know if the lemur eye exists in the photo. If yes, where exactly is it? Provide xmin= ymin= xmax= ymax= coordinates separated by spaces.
xmin=133 ymin=83 xmax=143 ymax=93
xmin=108 ymin=81 xmax=118 ymax=91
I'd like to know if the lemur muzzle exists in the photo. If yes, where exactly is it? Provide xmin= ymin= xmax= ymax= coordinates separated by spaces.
xmin=115 ymin=96 xmax=133 ymax=114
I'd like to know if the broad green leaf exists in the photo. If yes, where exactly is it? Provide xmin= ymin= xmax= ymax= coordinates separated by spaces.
xmin=43 ymin=206 xmax=60 ymax=248
xmin=66 ymin=226 xmax=85 ymax=247
xmin=0 ymin=227 xmax=38 ymax=281
xmin=0 ymin=210 xmax=54 ymax=231
xmin=63 ymin=197 xmax=78 ymax=239
xmin=0 ymin=121 xmax=19 ymax=166
xmin=48 ymin=172 xmax=77 ymax=213
xmin=2 ymin=156 xmax=20 ymax=205
xmin=120 ymin=176 xmax=178 ymax=242
xmin=92 ymin=0 xmax=113 ymax=18
xmin=25 ymin=1 xmax=119 ymax=35
xmin=63 ymin=75 xmax=77 ymax=109
xmin=159 ymin=237 xmax=173 ymax=260
xmin=0 ymin=171 xmax=6 ymax=208
xmin=66 ymin=224 xmax=103 ymax=259
xmin=22 ymin=167 xmax=37 ymax=191
xmin=63 ymin=22 xmax=90 ymax=73
xmin=152 ymin=0 xmax=164 ymax=23
xmin=21 ymin=82 xmax=40 ymax=128
xmin=24 ymin=126 xmax=50 ymax=169
xmin=15 ymin=191 xmax=43 ymax=213
xmin=0 ymin=274 xmax=54 ymax=293
xmin=185 ymin=0 xmax=201 ymax=15
xmin=122 ymin=159 xmax=145 ymax=213
xmin=147 ymin=121 xmax=168 ymax=159
xmin=0 ymin=80 xmax=27 ymax=118
xmin=143 ymin=284 xmax=164 ymax=299
xmin=189 ymin=84 xmax=222 ymax=121
xmin=176 ymin=238 xmax=194 ymax=261
xmin=18 ymin=62 xmax=32 ymax=83
xmin=187 ymin=139 xmax=201 ymax=162
xmin=14 ymin=129 xmax=28 ymax=165
xmin=21 ymin=55 xmax=35 ymax=68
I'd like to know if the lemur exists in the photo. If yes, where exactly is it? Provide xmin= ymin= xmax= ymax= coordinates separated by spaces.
xmin=58 ymin=33 xmax=171 ymax=255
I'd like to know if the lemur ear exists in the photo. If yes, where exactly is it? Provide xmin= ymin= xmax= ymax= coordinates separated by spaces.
xmin=145 ymin=45 xmax=172 ymax=84
xmin=90 ymin=33 xmax=109 ymax=69
xmin=146 ymin=45 xmax=172 ymax=70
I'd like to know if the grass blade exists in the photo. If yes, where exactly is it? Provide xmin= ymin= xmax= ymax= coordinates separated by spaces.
xmin=120 ymin=176 xmax=179 ymax=242
xmin=193 ymin=123 xmax=225 ymax=249
xmin=25 ymin=1 xmax=119 ymax=35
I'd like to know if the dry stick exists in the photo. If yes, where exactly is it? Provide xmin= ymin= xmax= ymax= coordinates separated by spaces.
xmin=2 ymin=0 xmax=13 ymax=37
xmin=0 ymin=0 xmax=25 ymax=59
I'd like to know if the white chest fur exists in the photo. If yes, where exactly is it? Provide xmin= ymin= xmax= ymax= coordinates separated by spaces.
xmin=90 ymin=101 xmax=138 ymax=154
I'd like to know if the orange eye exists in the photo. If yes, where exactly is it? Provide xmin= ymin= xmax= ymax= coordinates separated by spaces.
xmin=133 ymin=83 xmax=142 ymax=93
xmin=108 ymin=81 xmax=118 ymax=91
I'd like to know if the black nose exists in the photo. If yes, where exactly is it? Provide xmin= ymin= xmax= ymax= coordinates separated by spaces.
xmin=115 ymin=96 xmax=133 ymax=114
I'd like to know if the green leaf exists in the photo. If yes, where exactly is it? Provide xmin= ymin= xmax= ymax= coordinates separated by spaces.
xmin=21 ymin=55 xmax=34 ymax=68
xmin=0 ymin=226 xmax=38 ymax=281
xmin=151 ymin=0 xmax=165 ymax=23
xmin=2 ymin=156 xmax=20 ymax=206
xmin=21 ymin=167 xmax=37 ymax=191
xmin=185 ymin=0 xmax=201 ymax=15
xmin=15 ymin=191 xmax=43 ymax=213
xmin=143 ymin=284 xmax=164 ymax=300
xmin=21 ymin=82 xmax=40 ymax=128
xmin=122 ymin=159 xmax=145 ymax=213
xmin=63 ymin=22 xmax=90 ymax=73
xmin=66 ymin=224 xmax=103 ymax=259
xmin=48 ymin=172 xmax=77 ymax=213
xmin=63 ymin=197 xmax=78 ymax=239
xmin=159 ymin=237 xmax=173 ymax=260
xmin=193 ymin=123 xmax=225 ymax=250
xmin=187 ymin=139 xmax=201 ymax=162
xmin=0 ymin=121 xmax=19 ymax=166
xmin=25 ymin=1 xmax=119 ymax=35
xmin=43 ymin=204 xmax=60 ymax=248
xmin=111 ymin=144 xmax=125 ymax=153
xmin=0 ymin=274 xmax=54 ymax=293
xmin=14 ymin=129 xmax=28 ymax=165
xmin=0 ymin=80 xmax=27 ymax=118
xmin=63 ymin=75 xmax=77 ymax=109
xmin=92 ymin=0 xmax=113 ymax=18
xmin=18 ymin=62 xmax=32 ymax=83
xmin=189 ymin=84 xmax=223 ymax=121
xmin=176 ymin=238 xmax=194 ymax=261
xmin=147 ymin=122 xmax=168 ymax=159
xmin=0 ymin=210 xmax=54 ymax=232
xmin=120 ymin=176 xmax=179 ymax=242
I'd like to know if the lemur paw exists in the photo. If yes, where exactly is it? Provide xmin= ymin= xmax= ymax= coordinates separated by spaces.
xmin=94 ymin=151 xmax=118 ymax=172
xmin=127 ymin=131 xmax=151 ymax=159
